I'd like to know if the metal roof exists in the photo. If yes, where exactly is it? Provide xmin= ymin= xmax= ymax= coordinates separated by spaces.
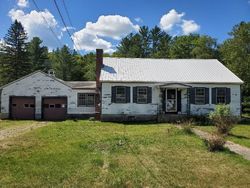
xmin=0 ymin=70 xmax=96 ymax=90
xmin=100 ymin=58 xmax=243 ymax=84
xmin=65 ymin=81 xmax=96 ymax=89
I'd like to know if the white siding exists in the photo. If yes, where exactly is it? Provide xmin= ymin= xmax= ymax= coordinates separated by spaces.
xmin=0 ymin=72 xmax=95 ymax=119
xmin=189 ymin=84 xmax=241 ymax=116
xmin=101 ymin=82 xmax=160 ymax=115
xmin=101 ymin=82 xmax=241 ymax=116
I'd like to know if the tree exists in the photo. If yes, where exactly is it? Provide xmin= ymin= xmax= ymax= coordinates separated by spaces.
xmin=149 ymin=26 xmax=172 ymax=58
xmin=169 ymin=35 xmax=199 ymax=58
xmin=169 ymin=34 xmax=218 ymax=59
xmin=0 ymin=20 xmax=30 ymax=85
xmin=28 ymin=37 xmax=50 ymax=71
xmin=191 ymin=36 xmax=218 ymax=59
xmin=115 ymin=33 xmax=144 ymax=58
xmin=219 ymin=22 xmax=250 ymax=97
xmin=139 ymin=26 xmax=151 ymax=57
xmin=50 ymin=45 xmax=74 ymax=80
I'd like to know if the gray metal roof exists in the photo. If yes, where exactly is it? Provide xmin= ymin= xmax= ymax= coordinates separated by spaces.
xmin=100 ymin=58 xmax=243 ymax=84
xmin=65 ymin=81 xmax=96 ymax=89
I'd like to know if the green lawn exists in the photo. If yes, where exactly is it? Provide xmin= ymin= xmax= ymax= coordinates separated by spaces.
xmin=0 ymin=120 xmax=250 ymax=187
xmin=0 ymin=120 xmax=36 ymax=130
xmin=197 ymin=125 xmax=250 ymax=148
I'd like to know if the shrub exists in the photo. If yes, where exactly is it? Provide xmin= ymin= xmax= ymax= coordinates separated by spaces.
xmin=209 ymin=104 xmax=237 ymax=135
xmin=204 ymin=135 xmax=225 ymax=152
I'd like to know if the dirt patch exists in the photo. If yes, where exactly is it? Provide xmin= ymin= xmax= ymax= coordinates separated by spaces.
xmin=0 ymin=122 xmax=48 ymax=148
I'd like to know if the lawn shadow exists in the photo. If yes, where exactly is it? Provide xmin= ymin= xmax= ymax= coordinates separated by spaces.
xmin=228 ymin=133 xmax=250 ymax=139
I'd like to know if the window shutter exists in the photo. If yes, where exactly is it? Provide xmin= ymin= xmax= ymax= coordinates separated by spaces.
xmin=111 ymin=86 xmax=116 ymax=103
xmin=205 ymin=88 xmax=209 ymax=104
xmin=126 ymin=87 xmax=130 ymax=103
xmin=133 ymin=87 xmax=137 ymax=103
xmin=189 ymin=88 xmax=195 ymax=104
xmin=226 ymin=88 xmax=231 ymax=104
xmin=177 ymin=90 xmax=181 ymax=112
xmin=212 ymin=88 xmax=217 ymax=104
xmin=147 ymin=87 xmax=152 ymax=103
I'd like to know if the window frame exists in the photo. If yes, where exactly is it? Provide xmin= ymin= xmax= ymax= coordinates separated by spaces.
xmin=136 ymin=87 xmax=148 ymax=104
xmin=115 ymin=86 xmax=127 ymax=103
xmin=195 ymin=87 xmax=206 ymax=105
xmin=216 ymin=88 xmax=226 ymax=104
xmin=78 ymin=93 xmax=95 ymax=107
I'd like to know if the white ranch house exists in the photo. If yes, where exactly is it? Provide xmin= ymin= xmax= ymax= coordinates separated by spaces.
xmin=0 ymin=49 xmax=243 ymax=121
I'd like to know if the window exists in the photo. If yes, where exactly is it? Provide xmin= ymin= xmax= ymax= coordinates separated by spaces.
xmin=216 ymin=88 xmax=226 ymax=104
xmin=195 ymin=88 xmax=205 ymax=105
xmin=49 ymin=104 xmax=55 ymax=108
xmin=78 ymin=93 xmax=95 ymax=106
xmin=137 ymin=87 xmax=148 ymax=104
xmin=115 ymin=87 xmax=126 ymax=103
xmin=55 ymin=104 xmax=61 ymax=108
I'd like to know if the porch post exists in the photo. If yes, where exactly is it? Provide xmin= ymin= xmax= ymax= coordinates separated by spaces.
xmin=186 ymin=88 xmax=191 ymax=115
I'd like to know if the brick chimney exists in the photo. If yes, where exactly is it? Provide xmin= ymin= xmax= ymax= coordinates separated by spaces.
xmin=95 ymin=49 xmax=103 ymax=120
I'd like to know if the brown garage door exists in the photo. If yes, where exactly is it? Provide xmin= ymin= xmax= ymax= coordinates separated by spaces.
xmin=42 ymin=97 xmax=67 ymax=121
xmin=10 ymin=97 xmax=35 ymax=120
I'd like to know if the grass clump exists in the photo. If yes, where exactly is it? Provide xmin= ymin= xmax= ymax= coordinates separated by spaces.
xmin=181 ymin=120 xmax=194 ymax=135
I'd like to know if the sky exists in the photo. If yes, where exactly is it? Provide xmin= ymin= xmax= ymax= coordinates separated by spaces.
xmin=0 ymin=0 xmax=249 ymax=53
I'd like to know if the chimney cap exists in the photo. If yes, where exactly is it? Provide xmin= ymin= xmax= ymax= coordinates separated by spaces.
xmin=96 ymin=49 xmax=103 ymax=53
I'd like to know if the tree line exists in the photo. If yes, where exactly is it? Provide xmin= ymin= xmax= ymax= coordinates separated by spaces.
xmin=0 ymin=20 xmax=249 ymax=101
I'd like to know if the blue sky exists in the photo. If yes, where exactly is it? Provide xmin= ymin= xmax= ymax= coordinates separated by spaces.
xmin=0 ymin=0 xmax=249 ymax=53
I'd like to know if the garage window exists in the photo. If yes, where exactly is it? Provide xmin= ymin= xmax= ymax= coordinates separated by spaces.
xmin=24 ymin=104 xmax=35 ymax=108
xmin=78 ymin=93 xmax=95 ymax=107
xmin=49 ymin=104 xmax=55 ymax=108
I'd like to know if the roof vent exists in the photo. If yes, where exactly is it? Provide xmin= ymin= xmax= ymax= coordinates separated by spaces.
xmin=48 ymin=69 xmax=55 ymax=77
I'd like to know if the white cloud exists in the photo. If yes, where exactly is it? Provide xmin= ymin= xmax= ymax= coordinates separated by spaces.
xmin=62 ymin=26 xmax=75 ymax=32
xmin=134 ymin=17 xmax=143 ymax=23
xmin=8 ymin=9 xmax=61 ymax=49
xmin=17 ymin=0 xmax=28 ymax=8
xmin=72 ymin=15 xmax=139 ymax=53
xmin=181 ymin=20 xmax=200 ymax=35
xmin=160 ymin=9 xmax=184 ymax=31
xmin=159 ymin=9 xmax=200 ymax=35
xmin=85 ymin=15 xmax=139 ymax=40
xmin=72 ymin=28 xmax=114 ymax=53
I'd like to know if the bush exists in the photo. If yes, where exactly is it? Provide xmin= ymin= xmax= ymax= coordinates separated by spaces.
xmin=205 ymin=135 xmax=225 ymax=152
xmin=209 ymin=104 xmax=237 ymax=135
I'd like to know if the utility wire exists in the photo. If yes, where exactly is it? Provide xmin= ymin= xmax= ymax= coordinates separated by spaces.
xmin=61 ymin=0 xmax=82 ymax=52
xmin=62 ymin=0 xmax=74 ymax=28
xmin=31 ymin=0 xmax=63 ymax=46
xmin=53 ymin=0 xmax=81 ymax=53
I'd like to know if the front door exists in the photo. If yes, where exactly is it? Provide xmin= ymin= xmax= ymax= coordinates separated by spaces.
xmin=166 ymin=89 xmax=177 ymax=112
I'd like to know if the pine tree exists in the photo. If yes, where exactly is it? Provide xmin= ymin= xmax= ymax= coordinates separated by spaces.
xmin=0 ymin=20 xmax=30 ymax=84
xmin=28 ymin=37 xmax=50 ymax=71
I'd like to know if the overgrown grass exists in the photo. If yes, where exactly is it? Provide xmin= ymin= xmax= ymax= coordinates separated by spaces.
xmin=0 ymin=120 xmax=250 ymax=187
xmin=0 ymin=120 xmax=36 ymax=130
xmin=197 ymin=124 xmax=250 ymax=148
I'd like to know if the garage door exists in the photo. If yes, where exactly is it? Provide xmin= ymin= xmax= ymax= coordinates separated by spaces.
xmin=10 ymin=97 xmax=35 ymax=120
xmin=42 ymin=97 xmax=67 ymax=121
